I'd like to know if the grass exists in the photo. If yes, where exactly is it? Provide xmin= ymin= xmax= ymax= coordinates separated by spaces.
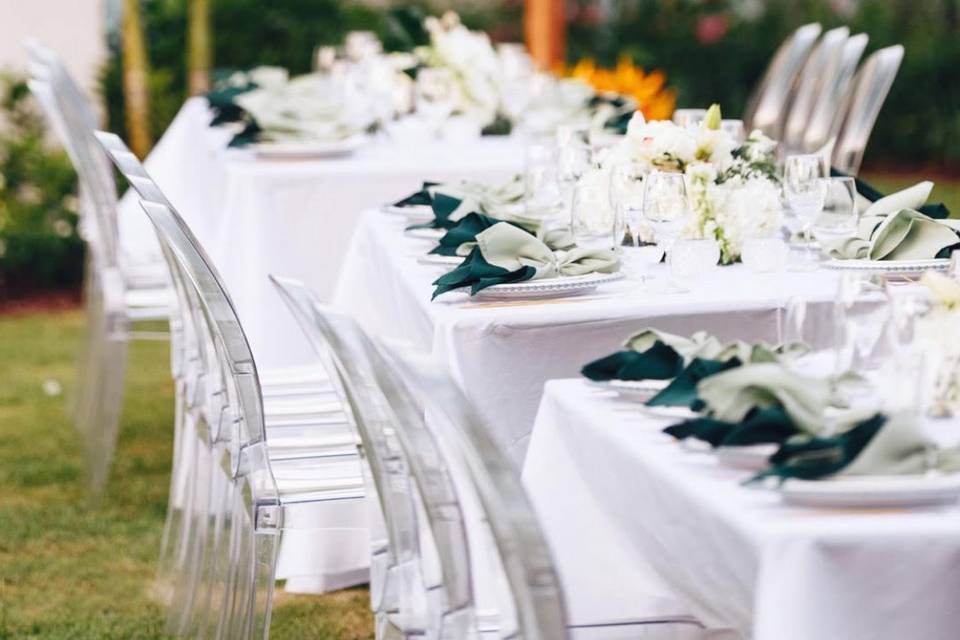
xmin=862 ymin=170 xmax=960 ymax=216
xmin=0 ymin=310 xmax=372 ymax=639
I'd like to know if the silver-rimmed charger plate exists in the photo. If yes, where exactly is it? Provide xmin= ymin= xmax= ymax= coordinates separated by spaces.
xmin=474 ymin=272 xmax=624 ymax=300
xmin=606 ymin=379 xmax=669 ymax=403
xmin=715 ymin=444 xmax=778 ymax=471
xmin=383 ymin=203 xmax=433 ymax=222
xmin=250 ymin=134 xmax=368 ymax=159
xmin=405 ymin=228 xmax=444 ymax=241
xmin=417 ymin=254 xmax=463 ymax=267
xmin=824 ymin=258 xmax=948 ymax=279
xmin=779 ymin=473 xmax=960 ymax=508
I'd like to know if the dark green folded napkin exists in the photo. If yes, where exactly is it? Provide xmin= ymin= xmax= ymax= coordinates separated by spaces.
xmin=408 ymin=193 xmax=476 ymax=231
xmin=431 ymin=213 xmax=512 ymax=256
xmin=646 ymin=357 xmax=742 ymax=409
xmin=664 ymin=405 xmax=800 ymax=448
xmin=751 ymin=413 xmax=887 ymax=482
xmin=226 ymin=120 xmax=262 ymax=148
xmin=432 ymin=246 xmax=535 ymax=299
xmin=831 ymin=168 xmax=950 ymax=219
xmin=394 ymin=181 xmax=440 ymax=208
xmin=581 ymin=341 xmax=684 ymax=382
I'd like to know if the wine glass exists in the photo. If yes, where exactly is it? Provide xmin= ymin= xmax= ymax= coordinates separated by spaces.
xmin=672 ymin=108 xmax=707 ymax=128
xmin=721 ymin=119 xmax=746 ymax=144
xmin=812 ymin=176 xmax=859 ymax=243
xmin=609 ymin=163 xmax=661 ymax=283
xmin=415 ymin=68 xmax=457 ymax=137
xmin=523 ymin=142 xmax=564 ymax=228
xmin=571 ymin=179 xmax=617 ymax=252
xmin=783 ymin=154 xmax=828 ymax=266
xmin=643 ymin=171 xmax=691 ymax=290
xmin=556 ymin=127 xmax=592 ymax=220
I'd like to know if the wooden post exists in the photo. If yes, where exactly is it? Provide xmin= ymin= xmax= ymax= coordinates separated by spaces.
xmin=188 ymin=0 xmax=212 ymax=95
xmin=525 ymin=0 xmax=565 ymax=69
xmin=121 ymin=0 xmax=152 ymax=158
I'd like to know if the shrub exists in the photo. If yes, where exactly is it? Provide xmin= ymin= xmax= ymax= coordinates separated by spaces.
xmin=0 ymin=76 xmax=83 ymax=298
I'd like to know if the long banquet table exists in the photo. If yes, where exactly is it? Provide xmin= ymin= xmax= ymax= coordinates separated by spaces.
xmin=522 ymin=378 xmax=960 ymax=639
xmin=118 ymin=98 xmax=525 ymax=368
xmin=333 ymin=208 xmax=842 ymax=465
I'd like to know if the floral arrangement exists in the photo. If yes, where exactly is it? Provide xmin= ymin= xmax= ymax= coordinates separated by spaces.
xmin=562 ymin=57 xmax=676 ymax=122
xmin=598 ymin=104 xmax=781 ymax=264
xmin=916 ymin=271 xmax=960 ymax=417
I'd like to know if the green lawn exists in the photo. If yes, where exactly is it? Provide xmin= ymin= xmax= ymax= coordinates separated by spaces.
xmin=862 ymin=170 xmax=960 ymax=216
xmin=0 ymin=310 xmax=372 ymax=639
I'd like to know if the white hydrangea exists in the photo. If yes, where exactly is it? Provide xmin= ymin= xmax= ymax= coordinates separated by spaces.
xmin=689 ymin=173 xmax=782 ymax=263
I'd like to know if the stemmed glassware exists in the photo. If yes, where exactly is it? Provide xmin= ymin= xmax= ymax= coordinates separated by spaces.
xmin=556 ymin=126 xmax=592 ymax=221
xmin=571 ymin=179 xmax=617 ymax=252
xmin=609 ymin=162 xmax=662 ymax=285
xmin=415 ymin=68 xmax=457 ymax=138
xmin=783 ymin=154 xmax=828 ymax=267
xmin=643 ymin=171 xmax=691 ymax=291
xmin=813 ymin=176 xmax=859 ymax=243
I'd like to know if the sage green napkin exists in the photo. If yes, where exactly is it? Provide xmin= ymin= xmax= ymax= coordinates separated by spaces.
xmin=406 ymin=177 xmax=532 ymax=231
xmin=695 ymin=362 xmax=832 ymax=434
xmin=755 ymin=413 xmax=960 ymax=481
xmin=432 ymin=222 xmax=619 ymax=298
xmin=823 ymin=182 xmax=960 ymax=261
xmin=831 ymin=168 xmax=950 ymax=219
xmin=431 ymin=213 xmax=511 ymax=257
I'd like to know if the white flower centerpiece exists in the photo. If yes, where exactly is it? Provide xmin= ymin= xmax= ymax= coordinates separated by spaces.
xmin=915 ymin=271 xmax=960 ymax=417
xmin=594 ymin=103 xmax=782 ymax=264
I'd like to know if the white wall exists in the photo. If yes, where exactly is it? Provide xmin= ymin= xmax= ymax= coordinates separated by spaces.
xmin=0 ymin=0 xmax=107 ymax=109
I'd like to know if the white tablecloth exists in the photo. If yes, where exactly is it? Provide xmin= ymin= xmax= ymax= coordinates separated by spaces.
xmin=333 ymin=209 xmax=840 ymax=465
xmin=118 ymin=98 xmax=526 ymax=367
xmin=523 ymin=379 xmax=960 ymax=639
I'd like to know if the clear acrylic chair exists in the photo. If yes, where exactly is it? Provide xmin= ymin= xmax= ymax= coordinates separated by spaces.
xmin=742 ymin=23 xmax=822 ymax=140
xmin=801 ymin=32 xmax=869 ymax=156
xmin=96 ymin=130 xmax=369 ymax=637
xmin=830 ymin=45 xmax=905 ymax=176
xmin=271 ymin=275 xmax=477 ymax=639
xmin=781 ymin=27 xmax=850 ymax=154
xmin=26 ymin=45 xmax=170 ymax=493
xmin=270 ymin=277 xmax=707 ymax=639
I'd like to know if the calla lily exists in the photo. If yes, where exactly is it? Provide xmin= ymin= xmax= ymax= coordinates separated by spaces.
xmin=922 ymin=271 xmax=960 ymax=309
xmin=703 ymin=103 xmax=722 ymax=130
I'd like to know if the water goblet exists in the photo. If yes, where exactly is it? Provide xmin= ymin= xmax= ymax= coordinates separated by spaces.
xmin=643 ymin=171 xmax=691 ymax=291
xmin=783 ymin=154 xmax=828 ymax=268
xmin=812 ymin=176 xmax=859 ymax=244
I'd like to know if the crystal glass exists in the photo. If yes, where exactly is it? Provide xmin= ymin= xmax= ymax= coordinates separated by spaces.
xmin=720 ymin=119 xmax=746 ymax=144
xmin=523 ymin=142 xmax=564 ymax=223
xmin=813 ymin=176 xmax=859 ymax=242
xmin=608 ymin=162 xmax=662 ymax=284
xmin=672 ymin=108 xmax=707 ymax=128
xmin=571 ymin=179 xmax=617 ymax=251
xmin=642 ymin=171 xmax=689 ymax=254
xmin=783 ymin=154 xmax=828 ymax=236
xmin=834 ymin=272 xmax=892 ymax=376
xmin=415 ymin=68 xmax=457 ymax=137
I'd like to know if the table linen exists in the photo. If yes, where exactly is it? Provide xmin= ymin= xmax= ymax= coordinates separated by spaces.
xmin=523 ymin=378 xmax=960 ymax=639
xmin=117 ymin=98 xmax=525 ymax=367
xmin=334 ymin=208 xmax=841 ymax=465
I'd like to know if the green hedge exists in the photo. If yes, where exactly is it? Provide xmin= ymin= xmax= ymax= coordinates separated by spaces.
xmin=0 ymin=77 xmax=83 ymax=297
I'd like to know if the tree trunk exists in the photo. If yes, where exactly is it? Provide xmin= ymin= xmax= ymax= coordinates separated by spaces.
xmin=188 ymin=0 xmax=212 ymax=95
xmin=524 ymin=0 xmax=566 ymax=70
xmin=121 ymin=0 xmax=151 ymax=158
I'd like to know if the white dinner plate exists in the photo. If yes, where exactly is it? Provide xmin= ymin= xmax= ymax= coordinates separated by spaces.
xmin=251 ymin=135 xmax=368 ymax=159
xmin=823 ymin=258 xmax=948 ymax=280
xmin=473 ymin=272 xmax=625 ymax=300
xmin=382 ymin=203 xmax=434 ymax=223
xmin=405 ymin=228 xmax=445 ymax=241
xmin=606 ymin=378 xmax=669 ymax=403
xmin=416 ymin=254 xmax=463 ymax=267
xmin=714 ymin=444 xmax=778 ymax=471
xmin=634 ymin=403 xmax=698 ymax=421
xmin=779 ymin=473 xmax=960 ymax=508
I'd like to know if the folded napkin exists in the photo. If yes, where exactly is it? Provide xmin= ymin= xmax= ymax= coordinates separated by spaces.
xmin=646 ymin=357 xmax=742 ymax=408
xmin=754 ymin=412 xmax=960 ymax=481
xmin=207 ymin=66 xmax=289 ymax=126
xmin=403 ymin=176 xmax=542 ymax=231
xmin=393 ymin=181 xmax=440 ymax=208
xmin=430 ymin=213 xmax=509 ymax=257
xmin=432 ymin=222 xmax=619 ymax=298
xmin=582 ymin=328 xmax=787 ymax=383
xmin=664 ymin=406 xmax=800 ymax=448
xmin=831 ymin=168 xmax=950 ymax=219
xmin=696 ymin=362 xmax=833 ymax=434
xmin=823 ymin=182 xmax=960 ymax=261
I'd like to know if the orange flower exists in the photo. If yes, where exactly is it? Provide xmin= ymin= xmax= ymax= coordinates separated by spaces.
xmin=561 ymin=56 xmax=676 ymax=121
